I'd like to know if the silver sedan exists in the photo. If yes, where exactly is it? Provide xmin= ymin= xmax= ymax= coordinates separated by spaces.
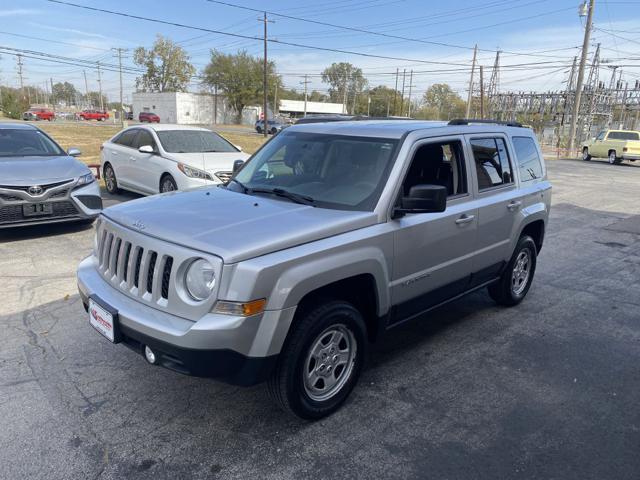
xmin=0 ymin=123 xmax=102 ymax=228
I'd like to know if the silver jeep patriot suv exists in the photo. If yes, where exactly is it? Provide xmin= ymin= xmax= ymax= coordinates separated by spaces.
xmin=77 ymin=119 xmax=551 ymax=419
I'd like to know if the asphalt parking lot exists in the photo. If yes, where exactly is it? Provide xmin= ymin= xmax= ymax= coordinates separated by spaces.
xmin=1 ymin=158 xmax=639 ymax=479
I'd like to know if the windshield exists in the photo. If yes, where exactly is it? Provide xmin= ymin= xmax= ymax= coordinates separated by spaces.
xmin=0 ymin=129 xmax=65 ymax=157
xmin=231 ymin=131 xmax=399 ymax=211
xmin=157 ymin=130 xmax=238 ymax=153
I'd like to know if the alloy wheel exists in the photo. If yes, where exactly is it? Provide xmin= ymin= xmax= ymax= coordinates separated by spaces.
xmin=511 ymin=249 xmax=531 ymax=296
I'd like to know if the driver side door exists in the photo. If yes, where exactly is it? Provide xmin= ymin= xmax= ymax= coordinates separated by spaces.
xmin=390 ymin=136 xmax=478 ymax=324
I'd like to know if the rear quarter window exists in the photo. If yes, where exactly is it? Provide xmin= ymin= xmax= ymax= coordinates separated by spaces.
xmin=512 ymin=136 xmax=544 ymax=182
xmin=607 ymin=131 xmax=640 ymax=141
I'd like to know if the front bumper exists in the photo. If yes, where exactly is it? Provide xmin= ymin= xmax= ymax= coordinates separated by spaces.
xmin=0 ymin=181 xmax=101 ymax=228
xmin=77 ymin=255 xmax=296 ymax=385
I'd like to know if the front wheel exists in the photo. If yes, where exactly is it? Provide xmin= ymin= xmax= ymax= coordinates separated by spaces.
xmin=582 ymin=147 xmax=591 ymax=161
xmin=270 ymin=128 xmax=278 ymax=135
xmin=267 ymin=300 xmax=366 ymax=420
xmin=489 ymin=235 xmax=537 ymax=306
xmin=160 ymin=175 xmax=177 ymax=193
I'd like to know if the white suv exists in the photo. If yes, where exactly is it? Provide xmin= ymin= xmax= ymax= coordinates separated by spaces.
xmin=101 ymin=124 xmax=249 ymax=195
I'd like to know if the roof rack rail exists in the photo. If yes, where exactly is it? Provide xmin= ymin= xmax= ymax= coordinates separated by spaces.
xmin=448 ymin=118 xmax=524 ymax=127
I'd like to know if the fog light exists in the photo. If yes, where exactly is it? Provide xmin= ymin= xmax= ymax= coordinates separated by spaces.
xmin=144 ymin=345 xmax=157 ymax=364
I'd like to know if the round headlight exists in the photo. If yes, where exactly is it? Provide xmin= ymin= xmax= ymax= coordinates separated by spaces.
xmin=184 ymin=259 xmax=216 ymax=301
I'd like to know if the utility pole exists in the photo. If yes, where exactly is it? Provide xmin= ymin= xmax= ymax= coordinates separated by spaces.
xmin=407 ymin=70 xmax=414 ymax=117
xmin=258 ymin=12 xmax=274 ymax=137
xmin=113 ymin=48 xmax=127 ymax=127
xmin=301 ymin=74 xmax=310 ymax=117
xmin=367 ymin=95 xmax=371 ymax=117
xmin=568 ymin=0 xmax=595 ymax=157
xmin=50 ymin=78 xmax=55 ymax=114
xmin=83 ymin=70 xmax=90 ymax=107
xmin=466 ymin=44 xmax=478 ymax=118
xmin=16 ymin=54 xmax=25 ymax=100
xmin=400 ymin=69 xmax=406 ymax=116
xmin=479 ymin=65 xmax=485 ymax=119
xmin=393 ymin=68 xmax=399 ymax=116
xmin=97 ymin=62 xmax=104 ymax=112
xmin=274 ymin=81 xmax=278 ymax=116
xmin=342 ymin=71 xmax=348 ymax=114
xmin=214 ymin=85 xmax=218 ymax=124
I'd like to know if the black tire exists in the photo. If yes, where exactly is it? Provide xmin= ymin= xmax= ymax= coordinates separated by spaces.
xmin=159 ymin=174 xmax=177 ymax=193
xmin=267 ymin=300 xmax=367 ymax=420
xmin=582 ymin=147 xmax=591 ymax=161
xmin=488 ymin=235 xmax=537 ymax=306
xmin=256 ymin=127 xmax=262 ymax=134
xmin=103 ymin=163 xmax=120 ymax=194
xmin=608 ymin=150 xmax=622 ymax=165
xmin=270 ymin=128 xmax=278 ymax=135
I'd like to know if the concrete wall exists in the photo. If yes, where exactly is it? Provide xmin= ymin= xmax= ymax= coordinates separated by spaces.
xmin=132 ymin=92 xmax=178 ymax=123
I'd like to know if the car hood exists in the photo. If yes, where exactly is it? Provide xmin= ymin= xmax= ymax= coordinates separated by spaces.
xmin=103 ymin=187 xmax=377 ymax=263
xmin=0 ymin=155 xmax=89 ymax=184
xmin=163 ymin=151 xmax=251 ymax=174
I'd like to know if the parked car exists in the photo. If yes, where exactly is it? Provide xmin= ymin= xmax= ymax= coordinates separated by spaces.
xmin=582 ymin=129 xmax=640 ymax=164
xmin=125 ymin=111 xmax=134 ymax=121
xmin=0 ymin=123 xmax=101 ymax=228
xmin=79 ymin=110 xmax=109 ymax=121
xmin=22 ymin=108 xmax=55 ymax=121
xmin=255 ymin=119 xmax=285 ymax=134
xmin=100 ymin=124 xmax=249 ymax=195
xmin=78 ymin=118 xmax=551 ymax=419
xmin=139 ymin=111 xmax=160 ymax=123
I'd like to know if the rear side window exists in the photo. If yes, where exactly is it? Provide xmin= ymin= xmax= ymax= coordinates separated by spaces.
xmin=113 ymin=129 xmax=138 ymax=147
xmin=512 ymin=136 xmax=544 ymax=182
xmin=470 ymin=138 xmax=513 ymax=190
xmin=607 ymin=131 xmax=639 ymax=141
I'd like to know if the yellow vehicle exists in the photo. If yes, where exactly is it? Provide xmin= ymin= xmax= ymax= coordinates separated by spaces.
xmin=582 ymin=129 xmax=640 ymax=165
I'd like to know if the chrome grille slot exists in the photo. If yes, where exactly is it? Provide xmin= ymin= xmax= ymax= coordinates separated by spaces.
xmin=93 ymin=218 xmax=221 ymax=320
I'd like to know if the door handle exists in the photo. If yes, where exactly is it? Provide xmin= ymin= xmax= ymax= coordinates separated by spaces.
xmin=507 ymin=200 xmax=522 ymax=211
xmin=455 ymin=214 xmax=475 ymax=225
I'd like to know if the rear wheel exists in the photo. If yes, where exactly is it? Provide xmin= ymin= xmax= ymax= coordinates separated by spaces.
xmin=489 ymin=235 xmax=537 ymax=306
xmin=103 ymin=163 xmax=120 ymax=194
xmin=267 ymin=300 xmax=366 ymax=420
xmin=270 ymin=127 xmax=278 ymax=135
xmin=608 ymin=150 xmax=622 ymax=165
xmin=160 ymin=174 xmax=177 ymax=193
xmin=582 ymin=147 xmax=591 ymax=161
xmin=256 ymin=127 xmax=262 ymax=134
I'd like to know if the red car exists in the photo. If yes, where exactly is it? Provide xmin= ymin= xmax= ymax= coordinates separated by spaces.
xmin=139 ymin=111 xmax=160 ymax=123
xmin=22 ymin=108 xmax=55 ymax=121
xmin=79 ymin=110 xmax=109 ymax=121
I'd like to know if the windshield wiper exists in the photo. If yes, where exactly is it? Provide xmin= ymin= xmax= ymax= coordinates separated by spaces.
xmin=248 ymin=187 xmax=315 ymax=206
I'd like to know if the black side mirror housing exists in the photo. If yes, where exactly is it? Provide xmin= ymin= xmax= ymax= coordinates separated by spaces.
xmin=395 ymin=184 xmax=447 ymax=216
xmin=232 ymin=159 xmax=245 ymax=173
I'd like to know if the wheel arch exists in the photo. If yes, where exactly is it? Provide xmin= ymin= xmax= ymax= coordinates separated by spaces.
xmin=519 ymin=219 xmax=545 ymax=253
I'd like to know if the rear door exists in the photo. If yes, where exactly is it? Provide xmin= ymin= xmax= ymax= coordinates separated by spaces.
xmin=391 ymin=136 xmax=478 ymax=322
xmin=466 ymin=134 xmax=522 ymax=285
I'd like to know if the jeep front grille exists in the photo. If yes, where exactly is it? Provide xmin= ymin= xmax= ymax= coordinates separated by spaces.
xmin=97 ymin=226 xmax=174 ymax=303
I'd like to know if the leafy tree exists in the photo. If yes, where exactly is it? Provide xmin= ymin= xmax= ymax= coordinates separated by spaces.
xmin=51 ymin=81 xmax=78 ymax=105
xmin=202 ymin=50 xmax=280 ymax=123
xmin=321 ymin=62 xmax=367 ymax=113
xmin=417 ymin=83 xmax=466 ymax=120
xmin=0 ymin=87 xmax=30 ymax=119
xmin=134 ymin=35 xmax=196 ymax=92
xmin=357 ymin=85 xmax=409 ymax=117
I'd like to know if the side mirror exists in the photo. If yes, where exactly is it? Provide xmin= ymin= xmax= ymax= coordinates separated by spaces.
xmin=234 ymin=145 xmax=243 ymax=152
xmin=68 ymin=147 xmax=81 ymax=157
xmin=138 ymin=145 xmax=154 ymax=154
xmin=233 ymin=159 xmax=245 ymax=173
xmin=395 ymin=184 xmax=447 ymax=216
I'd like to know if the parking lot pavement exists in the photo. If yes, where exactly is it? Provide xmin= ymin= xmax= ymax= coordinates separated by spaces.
xmin=1 ymin=158 xmax=639 ymax=479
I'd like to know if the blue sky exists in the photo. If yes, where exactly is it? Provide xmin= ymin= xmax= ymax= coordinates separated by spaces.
xmin=1 ymin=0 xmax=640 ymax=103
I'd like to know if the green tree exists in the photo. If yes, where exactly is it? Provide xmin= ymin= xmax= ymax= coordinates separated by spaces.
xmin=358 ymin=85 xmax=408 ymax=117
xmin=321 ymin=62 xmax=367 ymax=113
xmin=418 ymin=83 xmax=466 ymax=120
xmin=134 ymin=35 xmax=196 ymax=92
xmin=202 ymin=50 xmax=280 ymax=123
xmin=0 ymin=86 xmax=30 ymax=119
xmin=51 ymin=81 xmax=78 ymax=105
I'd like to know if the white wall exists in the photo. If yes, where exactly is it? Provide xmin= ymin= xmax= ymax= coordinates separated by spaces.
xmin=132 ymin=92 xmax=178 ymax=123
xmin=279 ymin=99 xmax=344 ymax=114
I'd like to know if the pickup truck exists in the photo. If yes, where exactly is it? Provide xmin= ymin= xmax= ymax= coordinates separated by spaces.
xmin=582 ymin=129 xmax=640 ymax=164
xmin=79 ymin=110 xmax=109 ymax=121
xmin=23 ymin=108 xmax=55 ymax=121
xmin=77 ymin=118 xmax=551 ymax=419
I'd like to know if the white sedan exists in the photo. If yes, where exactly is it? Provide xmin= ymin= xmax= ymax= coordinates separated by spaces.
xmin=100 ymin=124 xmax=250 ymax=195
